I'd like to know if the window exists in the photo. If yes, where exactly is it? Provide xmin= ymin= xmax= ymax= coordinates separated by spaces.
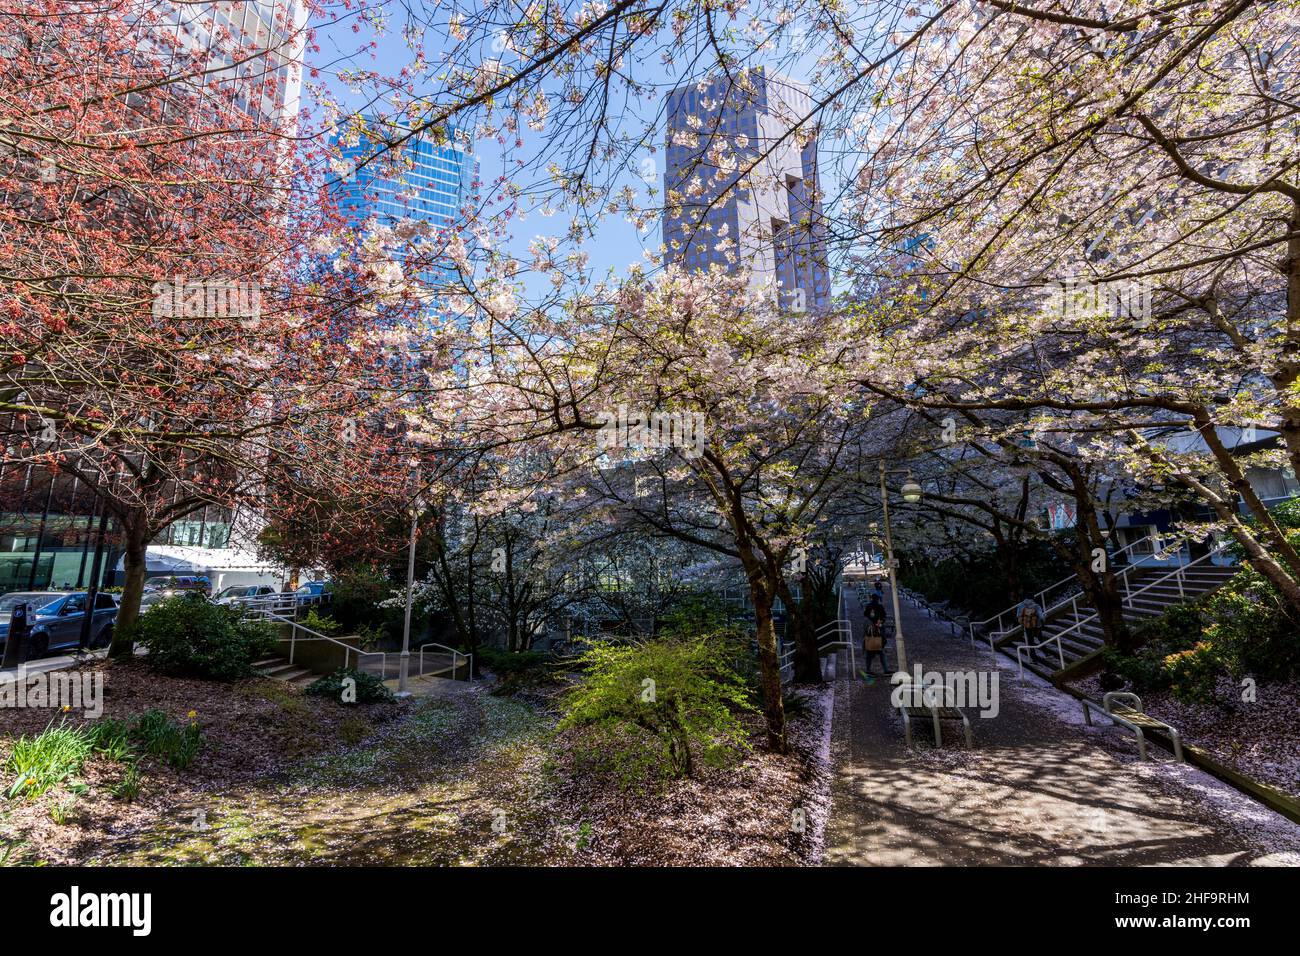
xmin=95 ymin=594 xmax=116 ymax=610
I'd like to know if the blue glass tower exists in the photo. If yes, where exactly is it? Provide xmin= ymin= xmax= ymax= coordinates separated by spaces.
xmin=331 ymin=117 xmax=477 ymax=297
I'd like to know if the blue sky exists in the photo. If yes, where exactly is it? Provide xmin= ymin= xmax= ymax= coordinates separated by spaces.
xmin=306 ymin=6 xmax=828 ymax=292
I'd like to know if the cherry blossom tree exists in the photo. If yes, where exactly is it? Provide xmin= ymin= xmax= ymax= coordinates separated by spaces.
xmin=0 ymin=0 xmax=402 ymax=644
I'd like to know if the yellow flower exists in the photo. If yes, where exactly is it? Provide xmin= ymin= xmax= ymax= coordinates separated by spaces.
xmin=62 ymin=704 xmax=71 ymax=712
xmin=187 ymin=710 xmax=197 ymax=719
xmin=25 ymin=778 xmax=35 ymax=787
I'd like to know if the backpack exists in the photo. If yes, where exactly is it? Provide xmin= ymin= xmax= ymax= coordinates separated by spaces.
xmin=1021 ymin=604 xmax=1041 ymax=628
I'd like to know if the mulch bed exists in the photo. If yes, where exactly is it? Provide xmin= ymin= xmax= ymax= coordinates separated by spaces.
xmin=1071 ymin=673 xmax=1300 ymax=802
xmin=0 ymin=658 xmax=398 ymax=865
xmin=3 ymin=659 xmax=834 ymax=866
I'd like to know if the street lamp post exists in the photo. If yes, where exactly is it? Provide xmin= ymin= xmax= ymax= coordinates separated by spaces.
xmin=398 ymin=503 xmax=418 ymax=696
xmin=879 ymin=462 xmax=923 ymax=675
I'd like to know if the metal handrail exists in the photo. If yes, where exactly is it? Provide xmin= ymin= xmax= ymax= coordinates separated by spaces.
xmin=418 ymin=642 xmax=473 ymax=681
xmin=246 ymin=607 xmax=387 ymax=676
xmin=969 ymin=534 xmax=1159 ymax=645
xmin=1027 ymin=540 xmax=1232 ymax=660
xmin=1014 ymin=633 xmax=1066 ymax=682
xmin=776 ymin=618 xmax=856 ymax=682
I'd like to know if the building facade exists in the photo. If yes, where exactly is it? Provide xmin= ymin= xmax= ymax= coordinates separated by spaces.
xmin=0 ymin=1 xmax=309 ymax=593
xmin=332 ymin=116 xmax=477 ymax=299
xmin=663 ymin=68 xmax=830 ymax=312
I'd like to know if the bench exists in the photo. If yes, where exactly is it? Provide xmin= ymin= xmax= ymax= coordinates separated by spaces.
xmin=1081 ymin=691 xmax=1183 ymax=762
xmin=896 ymin=683 xmax=973 ymax=748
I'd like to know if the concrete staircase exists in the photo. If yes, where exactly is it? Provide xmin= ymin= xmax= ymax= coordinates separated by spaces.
xmin=252 ymin=655 xmax=320 ymax=689
xmin=1006 ymin=563 xmax=1237 ymax=675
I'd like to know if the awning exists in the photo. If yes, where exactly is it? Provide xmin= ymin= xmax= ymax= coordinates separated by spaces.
xmin=115 ymin=545 xmax=286 ymax=576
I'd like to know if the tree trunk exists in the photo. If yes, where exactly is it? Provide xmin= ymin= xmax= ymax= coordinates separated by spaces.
xmin=751 ymin=587 xmax=788 ymax=753
xmin=777 ymin=579 xmax=824 ymax=684
xmin=109 ymin=513 xmax=149 ymax=658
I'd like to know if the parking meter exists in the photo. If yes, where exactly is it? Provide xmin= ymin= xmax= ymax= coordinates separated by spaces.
xmin=1 ymin=602 xmax=30 ymax=669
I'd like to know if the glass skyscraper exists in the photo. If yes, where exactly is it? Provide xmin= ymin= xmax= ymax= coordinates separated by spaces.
xmin=664 ymin=67 xmax=830 ymax=312
xmin=332 ymin=118 xmax=477 ymax=298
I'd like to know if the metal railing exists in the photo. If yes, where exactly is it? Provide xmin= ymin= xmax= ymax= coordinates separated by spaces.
xmin=1012 ymin=540 xmax=1232 ymax=681
xmin=968 ymin=535 xmax=1159 ymax=650
xmin=418 ymin=642 xmax=473 ymax=681
xmin=1014 ymin=633 xmax=1066 ymax=682
xmin=779 ymin=618 xmax=856 ymax=683
xmin=245 ymin=606 xmax=387 ymax=675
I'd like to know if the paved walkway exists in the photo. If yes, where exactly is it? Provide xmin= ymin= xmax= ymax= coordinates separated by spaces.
xmin=824 ymin=582 xmax=1300 ymax=865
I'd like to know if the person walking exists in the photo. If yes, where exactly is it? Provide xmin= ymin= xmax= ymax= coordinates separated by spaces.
xmin=1017 ymin=594 xmax=1045 ymax=660
xmin=862 ymin=594 xmax=889 ymax=678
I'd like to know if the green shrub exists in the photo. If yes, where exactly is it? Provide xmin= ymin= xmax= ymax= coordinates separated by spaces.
xmin=329 ymin=567 xmax=393 ymax=631
xmin=558 ymin=637 xmax=756 ymax=787
xmin=1103 ymin=646 xmax=1171 ymax=694
xmin=356 ymin=622 xmax=386 ymax=650
xmin=478 ymin=646 xmax=552 ymax=695
xmin=1129 ymin=599 xmax=1209 ymax=649
xmin=305 ymin=667 xmax=395 ymax=705
xmin=899 ymin=537 xmax=1075 ymax=620
xmin=1201 ymin=568 xmax=1300 ymax=681
xmin=478 ymin=646 xmax=547 ymax=674
xmin=658 ymin=591 xmax=744 ymax=636
xmin=1103 ymin=560 xmax=1300 ymax=698
xmin=301 ymin=609 xmax=341 ymax=635
xmin=1162 ymin=641 xmax=1221 ymax=704
xmin=126 ymin=594 xmax=276 ymax=680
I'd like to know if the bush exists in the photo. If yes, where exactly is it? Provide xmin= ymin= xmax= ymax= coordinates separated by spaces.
xmin=329 ymin=567 xmax=393 ymax=632
xmin=126 ymin=594 xmax=276 ymax=680
xmin=477 ymin=646 xmax=552 ymax=695
xmin=558 ymin=637 xmax=756 ymax=788
xmin=1201 ymin=568 xmax=1300 ymax=681
xmin=1103 ymin=562 xmax=1300 ymax=700
xmin=899 ymin=538 xmax=1074 ymax=620
xmin=305 ymin=667 xmax=395 ymax=705
xmin=1162 ymin=642 xmax=1221 ymax=705
xmin=658 ymin=591 xmax=745 ymax=636
xmin=301 ymin=608 xmax=341 ymax=635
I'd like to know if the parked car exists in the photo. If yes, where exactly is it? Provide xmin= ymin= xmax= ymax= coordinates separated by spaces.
xmin=293 ymin=581 xmax=332 ymax=607
xmin=212 ymin=584 xmax=279 ymax=606
xmin=0 ymin=591 xmax=118 ymax=657
xmin=143 ymin=574 xmax=211 ymax=597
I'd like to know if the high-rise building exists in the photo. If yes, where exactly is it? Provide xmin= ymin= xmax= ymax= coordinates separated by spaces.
xmin=332 ymin=117 xmax=477 ymax=298
xmin=663 ymin=68 xmax=830 ymax=312
xmin=0 ymin=1 xmax=310 ymax=593
xmin=140 ymin=0 xmax=308 ymax=130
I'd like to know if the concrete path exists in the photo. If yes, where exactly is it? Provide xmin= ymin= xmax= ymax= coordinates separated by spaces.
xmin=824 ymin=582 xmax=1300 ymax=865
